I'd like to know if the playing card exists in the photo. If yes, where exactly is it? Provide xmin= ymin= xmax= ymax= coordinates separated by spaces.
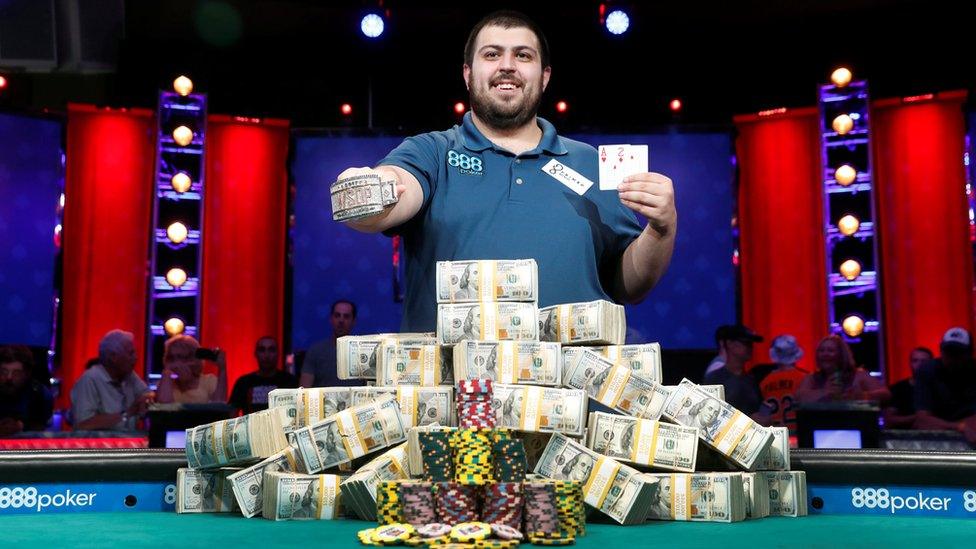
xmin=599 ymin=144 xmax=649 ymax=190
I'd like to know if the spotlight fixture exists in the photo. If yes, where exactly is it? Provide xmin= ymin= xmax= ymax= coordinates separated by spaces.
xmin=171 ymin=172 xmax=192 ymax=193
xmin=173 ymin=126 xmax=194 ymax=146
xmin=837 ymin=215 xmax=860 ymax=236
xmin=166 ymin=268 xmax=188 ymax=288
xmin=831 ymin=67 xmax=852 ymax=88
xmin=173 ymin=76 xmax=194 ymax=96
xmin=834 ymin=165 xmax=857 ymax=186
xmin=832 ymin=114 xmax=854 ymax=135
xmin=167 ymin=222 xmax=188 ymax=244
xmin=164 ymin=317 xmax=186 ymax=336
xmin=842 ymin=315 xmax=865 ymax=337
xmin=839 ymin=259 xmax=862 ymax=281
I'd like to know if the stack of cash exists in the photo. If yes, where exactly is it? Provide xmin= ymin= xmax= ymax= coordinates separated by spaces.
xmin=642 ymin=472 xmax=747 ymax=523
xmin=436 ymin=302 xmax=538 ymax=345
xmin=340 ymin=443 xmax=410 ymax=520
xmin=292 ymin=396 xmax=408 ymax=474
xmin=261 ymin=471 xmax=344 ymax=520
xmin=585 ymin=412 xmax=698 ymax=472
xmin=267 ymin=388 xmax=303 ymax=430
xmin=534 ymin=433 xmax=653 ymax=525
xmin=435 ymin=259 xmax=538 ymax=303
xmin=562 ymin=348 xmax=670 ymax=419
xmin=756 ymin=426 xmax=790 ymax=471
xmin=377 ymin=342 xmax=450 ymax=386
xmin=739 ymin=472 xmax=770 ymax=519
xmin=185 ymin=408 xmax=289 ymax=469
xmin=175 ymin=467 xmax=240 ymax=513
xmin=330 ymin=173 xmax=398 ymax=222
xmin=539 ymin=300 xmax=625 ymax=345
xmin=453 ymin=341 xmax=562 ymax=386
xmin=588 ymin=344 xmax=663 ymax=383
xmin=350 ymin=386 xmax=454 ymax=427
xmin=764 ymin=471 xmax=807 ymax=517
xmin=338 ymin=334 xmax=437 ymax=380
xmin=227 ymin=446 xmax=302 ymax=518
xmin=492 ymin=383 xmax=588 ymax=437
xmin=661 ymin=379 xmax=773 ymax=470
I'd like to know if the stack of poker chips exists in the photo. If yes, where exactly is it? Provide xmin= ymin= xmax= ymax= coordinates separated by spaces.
xmin=482 ymin=482 xmax=523 ymax=530
xmin=451 ymin=429 xmax=494 ymax=485
xmin=376 ymin=480 xmax=403 ymax=526
xmin=523 ymin=479 xmax=585 ymax=544
xmin=523 ymin=482 xmax=559 ymax=538
xmin=491 ymin=438 xmax=526 ymax=483
xmin=457 ymin=380 xmax=495 ymax=429
xmin=417 ymin=430 xmax=454 ymax=482
xmin=433 ymin=482 xmax=480 ymax=523
xmin=399 ymin=481 xmax=436 ymax=526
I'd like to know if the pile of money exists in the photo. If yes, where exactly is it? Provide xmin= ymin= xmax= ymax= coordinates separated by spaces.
xmin=534 ymin=433 xmax=652 ymax=525
xmin=338 ymin=334 xmax=437 ymax=380
xmin=175 ymin=467 xmax=240 ymax=513
xmin=377 ymin=342 xmax=450 ymax=386
xmin=539 ymin=300 xmax=625 ymax=345
xmin=186 ymin=408 xmax=289 ymax=469
xmin=261 ymin=471 xmax=343 ymax=520
xmin=436 ymin=259 xmax=538 ymax=303
xmin=642 ymin=472 xmax=747 ymax=523
xmin=562 ymin=348 xmax=670 ymax=419
xmin=587 ymin=343 xmax=663 ymax=383
xmin=330 ymin=173 xmax=398 ymax=222
xmin=350 ymin=386 xmax=454 ymax=428
xmin=453 ymin=340 xmax=562 ymax=386
xmin=764 ymin=471 xmax=807 ymax=517
xmin=227 ymin=446 xmax=302 ymax=518
xmin=436 ymin=302 xmax=538 ymax=345
xmin=292 ymin=396 xmax=408 ymax=473
xmin=662 ymin=379 xmax=773 ymax=470
xmin=492 ymin=383 xmax=587 ymax=437
xmin=585 ymin=412 xmax=698 ymax=472
xmin=340 ymin=443 xmax=410 ymax=520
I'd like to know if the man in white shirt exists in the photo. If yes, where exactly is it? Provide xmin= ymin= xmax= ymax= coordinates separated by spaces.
xmin=70 ymin=329 xmax=154 ymax=430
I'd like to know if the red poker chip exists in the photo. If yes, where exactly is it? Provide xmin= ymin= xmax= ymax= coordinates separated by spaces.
xmin=491 ymin=524 xmax=524 ymax=540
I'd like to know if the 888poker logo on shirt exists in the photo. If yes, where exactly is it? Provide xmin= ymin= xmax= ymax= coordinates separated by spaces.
xmin=447 ymin=150 xmax=484 ymax=176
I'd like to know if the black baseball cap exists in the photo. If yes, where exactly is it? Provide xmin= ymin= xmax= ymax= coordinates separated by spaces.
xmin=715 ymin=324 xmax=764 ymax=344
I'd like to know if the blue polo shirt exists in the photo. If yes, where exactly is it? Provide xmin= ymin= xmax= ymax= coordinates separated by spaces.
xmin=379 ymin=113 xmax=642 ymax=331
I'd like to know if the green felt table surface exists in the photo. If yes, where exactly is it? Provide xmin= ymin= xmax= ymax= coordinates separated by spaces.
xmin=0 ymin=513 xmax=972 ymax=548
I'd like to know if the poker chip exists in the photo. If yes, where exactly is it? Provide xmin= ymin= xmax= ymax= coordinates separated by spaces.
xmin=376 ymin=480 xmax=404 ymax=525
xmin=482 ymin=482 xmax=523 ymax=529
xmin=358 ymin=528 xmax=384 ymax=546
xmin=373 ymin=523 xmax=416 ymax=544
xmin=418 ymin=523 xmax=452 ymax=538
xmin=528 ymin=534 xmax=576 ymax=546
xmin=433 ymin=482 xmax=480 ymax=524
xmin=400 ymin=481 xmax=436 ymax=526
xmin=419 ymin=430 xmax=454 ymax=482
xmin=450 ymin=522 xmax=492 ymax=543
xmin=490 ymin=523 xmax=523 ymax=541
xmin=472 ymin=540 xmax=520 ymax=549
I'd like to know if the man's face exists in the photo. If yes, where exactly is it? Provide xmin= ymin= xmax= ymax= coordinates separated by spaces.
xmin=467 ymin=264 xmax=480 ymax=290
xmin=106 ymin=338 xmax=138 ymax=381
xmin=725 ymin=339 xmax=754 ymax=362
xmin=909 ymin=350 xmax=931 ymax=373
xmin=0 ymin=361 xmax=28 ymax=396
xmin=941 ymin=344 xmax=971 ymax=369
xmin=698 ymin=400 xmax=720 ymax=426
xmin=255 ymin=338 xmax=278 ymax=372
xmin=463 ymin=25 xmax=550 ymax=131
xmin=331 ymin=303 xmax=355 ymax=337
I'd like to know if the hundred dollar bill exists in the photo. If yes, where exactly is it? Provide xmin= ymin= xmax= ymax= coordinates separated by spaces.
xmin=661 ymin=379 xmax=773 ymax=470
xmin=436 ymin=302 xmax=538 ymax=345
xmin=176 ymin=467 xmax=240 ymax=513
xmin=338 ymin=334 xmax=437 ymax=380
xmin=350 ymin=386 xmax=454 ymax=428
xmin=534 ymin=433 xmax=652 ymax=525
xmin=262 ymin=471 xmax=343 ymax=520
xmin=331 ymin=173 xmax=398 ymax=222
xmin=268 ymin=388 xmax=302 ymax=430
xmin=539 ymin=300 xmax=625 ymax=345
xmin=377 ymin=343 xmax=449 ymax=386
xmin=756 ymin=426 xmax=790 ymax=471
xmin=185 ymin=409 xmax=288 ymax=469
xmin=738 ymin=472 xmax=770 ymax=519
xmin=589 ymin=344 xmax=663 ymax=383
xmin=586 ymin=412 xmax=698 ymax=472
xmin=642 ymin=472 xmax=746 ymax=523
xmin=453 ymin=340 xmax=562 ymax=386
xmin=492 ymin=384 xmax=587 ymax=437
xmin=435 ymin=259 xmax=538 ymax=303
xmin=764 ymin=471 xmax=807 ymax=517
xmin=562 ymin=348 xmax=671 ymax=419
xmin=340 ymin=443 xmax=409 ymax=521
xmin=227 ymin=446 xmax=301 ymax=518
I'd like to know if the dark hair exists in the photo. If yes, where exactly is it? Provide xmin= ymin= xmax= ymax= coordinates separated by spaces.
xmin=0 ymin=345 xmax=34 ymax=371
xmin=463 ymin=10 xmax=550 ymax=68
xmin=255 ymin=335 xmax=278 ymax=349
xmin=910 ymin=346 xmax=934 ymax=359
xmin=331 ymin=299 xmax=357 ymax=318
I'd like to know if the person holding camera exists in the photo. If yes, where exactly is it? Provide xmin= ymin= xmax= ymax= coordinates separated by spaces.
xmin=156 ymin=335 xmax=227 ymax=404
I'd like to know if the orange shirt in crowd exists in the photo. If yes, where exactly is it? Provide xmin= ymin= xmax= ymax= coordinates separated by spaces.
xmin=760 ymin=367 xmax=807 ymax=435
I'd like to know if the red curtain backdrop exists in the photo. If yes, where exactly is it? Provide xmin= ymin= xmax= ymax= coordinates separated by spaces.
xmin=734 ymin=108 xmax=828 ymax=373
xmin=61 ymin=104 xmax=155 ymax=408
xmin=872 ymin=91 xmax=974 ymax=383
xmin=200 ymin=116 xmax=290 ymax=395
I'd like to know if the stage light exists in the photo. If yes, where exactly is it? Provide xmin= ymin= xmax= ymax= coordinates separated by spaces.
xmin=840 ymin=259 xmax=862 ymax=281
xmin=454 ymin=102 xmax=466 ymax=115
xmin=670 ymin=99 xmax=682 ymax=112
xmin=835 ymin=164 xmax=857 ymax=186
xmin=832 ymin=114 xmax=854 ymax=135
xmin=605 ymin=9 xmax=630 ymax=35
xmin=166 ymin=268 xmax=188 ymax=288
xmin=341 ymin=103 xmax=353 ymax=116
xmin=361 ymin=13 xmax=385 ymax=38
xmin=838 ymin=215 xmax=860 ymax=236
xmin=173 ymin=76 xmax=193 ymax=96
xmin=164 ymin=317 xmax=186 ymax=336
xmin=167 ymin=222 xmax=188 ymax=244
xmin=831 ymin=67 xmax=852 ymax=88
xmin=842 ymin=315 xmax=865 ymax=337
xmin=0 ymin=76 xmax=7 ymax=89
xmin=173 ymin=126 xmax=194 ymax=146
xmin=556 ymin=100 xmax=569 ymax=113
xmin=171 ymin=172 xmax=192 ymax=193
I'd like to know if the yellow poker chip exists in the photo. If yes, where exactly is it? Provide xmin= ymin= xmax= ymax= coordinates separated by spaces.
xmin=358 ymin=528 xmax=384 ymax=546
xmin=473 ymin=540 xmax=520 ymax=549
xmin=373 ymin=523 xmax=417 ymax=544
xmin=528 ymin=535 xmax=575 ymax=546
xmin=450 ymin=522 xmax=492 ymax=543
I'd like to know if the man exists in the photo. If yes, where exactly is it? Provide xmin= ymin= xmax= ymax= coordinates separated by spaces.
xmin=300 ymin=300 xmax=361 ymax=387
xmin=758 ymin=334 xmax=807 ymax=435
xmin=883 ymin=346 xmax=933 ymax=429
xmin=70 ymin=329 xmax=154 ymax=430
xmin=229 ymin=336 xmax=299 ymax=414
xmin=703 ymin=324 xmax=767 ymax=416
xmin=914 ymin=327 xmax=976 ymax=444
xmin=335 ymin=11 xmax=676 ymax=331
xmin=0 ymin=345 xmax=53 ymax=434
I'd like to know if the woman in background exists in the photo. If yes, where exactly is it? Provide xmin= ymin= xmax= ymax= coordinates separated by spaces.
xmin=156 ymin=335 xmax=227 ymax=404
xmin=795 ymin=335 xmax=890 ymax=403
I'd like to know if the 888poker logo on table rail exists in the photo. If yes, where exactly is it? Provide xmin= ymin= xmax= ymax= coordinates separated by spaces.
xmin=0 ymin=483 xmax=176 ymax=514
xmin=810 ymin=485 xmax=976 ymax=518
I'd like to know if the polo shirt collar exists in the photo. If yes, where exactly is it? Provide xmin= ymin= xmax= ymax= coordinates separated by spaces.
xmin=459 ymin=112 xmax=568 ymax=156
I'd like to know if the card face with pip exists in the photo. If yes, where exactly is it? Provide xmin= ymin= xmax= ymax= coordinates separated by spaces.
xmin=599 ymin=144 xmax=648 ymax=190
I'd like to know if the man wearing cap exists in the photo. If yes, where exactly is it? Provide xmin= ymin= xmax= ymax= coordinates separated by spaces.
xmin=913 ymin=327 xmax=976 ymax=444
xmin=758 ymin=334 xmax=807 ymax=436
xmin=703 ymin=324 xmax=769 ymax=416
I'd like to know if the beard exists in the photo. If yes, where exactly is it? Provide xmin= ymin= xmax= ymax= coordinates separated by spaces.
xmin=468 ymin=73 xmax=543 ymax=130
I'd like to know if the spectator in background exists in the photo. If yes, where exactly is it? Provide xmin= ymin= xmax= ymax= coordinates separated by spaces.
xmin=0 ymin=345 xmax=53 ymax=434
xmin=229 ymin=336 xmax=298 ymax=414
xmin=759 ymin=334 xmax=807 ymax=436
xmin=703 ymin=324 xmax=768 ymax=416
xmin=300 ymin=300 xmax=362 ymax=387
xmin=795 ymin=335 xmax=890 ymax=404
xmin=883 ymin=347 xmax=934 ymax=429
xmin=914 ymin=327 xmax=976 ymax=444
xmin=70 ymin=330 xmax=154 ymax=430
xmin=156 ymin=335 xmax=227 ymax=404
xmin=704 ymin=324 xmax=763 ymax=377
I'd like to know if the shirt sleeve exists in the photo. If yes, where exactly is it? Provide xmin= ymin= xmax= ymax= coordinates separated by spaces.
xmin=69 ymin=375 xmax=100 ymax=425
xmin=377 ymin=133 xmax=441 ymax=235
xmin=300 ymin=345 xmax=322 ymax=377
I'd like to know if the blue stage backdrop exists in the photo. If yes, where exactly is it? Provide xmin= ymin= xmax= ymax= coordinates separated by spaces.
xmin=0 ymin=113 xmax=61 ymax=346
xmin=291 ymin=129 xmax=734 ymax=350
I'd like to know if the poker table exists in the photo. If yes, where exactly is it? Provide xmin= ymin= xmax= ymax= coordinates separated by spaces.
xmin=0 ymin=449 xmax=973 ymax=548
